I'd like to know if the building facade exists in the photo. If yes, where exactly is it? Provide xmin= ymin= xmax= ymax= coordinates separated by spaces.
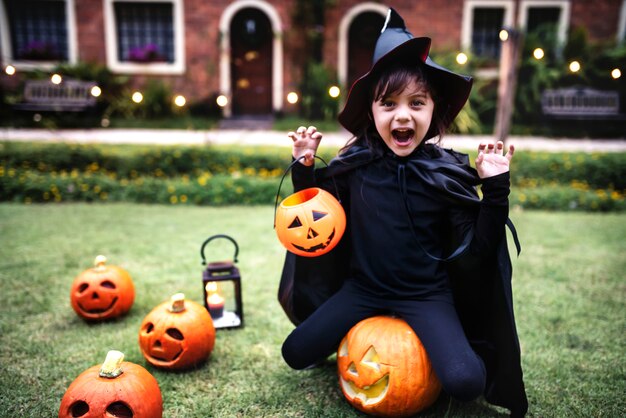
xmin=1 ymin=0 xmax=625 ymax=118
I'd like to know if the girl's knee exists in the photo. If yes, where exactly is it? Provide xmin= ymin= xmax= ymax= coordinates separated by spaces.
xmin=438 ymin=361 xmax=486 ymax=401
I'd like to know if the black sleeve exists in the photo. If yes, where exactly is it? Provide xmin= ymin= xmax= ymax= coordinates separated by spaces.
xmin=450 ymin=172 xmax=510 ymax=256
xmin=290 ymin=159 xmax=317 ymax=192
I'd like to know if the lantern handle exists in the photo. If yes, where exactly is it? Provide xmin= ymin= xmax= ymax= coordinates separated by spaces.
xmin=273 ymin=155 xmax=341 ymax=228
xmin=200 ymin=234 xmax=239 ymax=265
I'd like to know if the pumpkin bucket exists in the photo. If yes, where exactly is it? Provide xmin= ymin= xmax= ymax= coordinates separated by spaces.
xmin=274 ymin=156 xmax=346 ymax=257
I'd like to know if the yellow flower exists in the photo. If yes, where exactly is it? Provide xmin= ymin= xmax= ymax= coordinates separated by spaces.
xmin=170 ymin=195 xmax=178 ymax=204
xmin=180 ymin=195 xmax=188 ymax=203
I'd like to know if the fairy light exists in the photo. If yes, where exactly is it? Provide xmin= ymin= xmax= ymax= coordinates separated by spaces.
xmin=90 ymin=86 xmax=102 ymax=97
xmin=132 ymin=91 xmax=143 ymax=103
xmin=611 ymin=68 xmax=621 ymax=79
xmin=328 ymin=85 xmax=340 ymax=98
xmin=216 ymin=95 xmax=228 ymax=107
xmin=51 ymin=73 xmax=62 ymax=84
xmin=174 ymin=95 xmax=186 ymax=107
xmin=499 ymin=29 xmax=509 ymax=42
xmin=533 ymin=48 xmax=544 ymax=60
xmin=456 ymin=52 xmax=468 ymax=65
xmin=5 ymin=65 xmax=16 ymax=75
xmin=287 ymin=91 xmax=299 ymax=104
xmin=569 ymin=60 xmax=581 ymax=73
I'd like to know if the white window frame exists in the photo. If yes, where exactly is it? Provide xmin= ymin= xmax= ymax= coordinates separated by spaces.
xmin=0 ymin=0 xmax=78 ymax=70
xmin=461 ymin=0 xmax=514 ymax=78
xmin=518 ymin=0 xmax=571 ymax=47
xmin=617 ymin=0 xmax=626 ymax=43
xmin=103 ymin=0 xmax=185 ymax=75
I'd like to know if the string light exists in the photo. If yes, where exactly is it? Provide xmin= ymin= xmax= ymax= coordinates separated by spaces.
xmin=456 ymin=52 xmax=468 ymax=65
xmin=611 ymin=68 xmax=621 ymax=79
xmin=287 ymin=91 xmax=299 ymax=104
xmin=132 ymin=91 xmax=143 ymax=103
xmin=5 ymin=65 xmax=16 ymax=75
xmin=569 ymin=60 xmax=581 ymax=73
xmin=51 ymin=73 xmax=62 ymax=84
xmin=174 ymin=95 xmax=186 ymax=107
xmin=328 ymin=85 xmax=340 ymax=98
xmin=499 ymin=29 xmax=509 ymax=42
xmin=533 ymin=48 xmax=544 ymax=60
xmin=90 ymin=86 xmax=102 ymax=97
xmin=216 ymin=95 xmax=228 ymax=107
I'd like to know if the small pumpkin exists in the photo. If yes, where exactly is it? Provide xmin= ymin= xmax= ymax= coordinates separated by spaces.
xmin=58 ymin=350 xmax=163 ymax=418
xmin=139 ymin=293 xmax=216 ymax=370
xmin=70 ymin=255 xmax=135 ymax=321
xmin=337 ymin=316 xmax=441 ymax=417
xmin=275 ymin=187 xmax=346 ymax=257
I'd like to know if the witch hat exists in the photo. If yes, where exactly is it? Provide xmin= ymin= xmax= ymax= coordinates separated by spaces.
xmin=338 ymin=8 xmax=473 ymax=140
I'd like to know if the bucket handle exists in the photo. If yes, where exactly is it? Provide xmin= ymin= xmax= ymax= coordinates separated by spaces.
xmin=273 ymin=155 xmax=340 ymax=228
xmin=200 ymin=234 xmax=239 ymax=265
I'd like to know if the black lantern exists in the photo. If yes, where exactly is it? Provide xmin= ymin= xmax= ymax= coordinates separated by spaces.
xmin=200 ymin=234 xmax=243 ymax=330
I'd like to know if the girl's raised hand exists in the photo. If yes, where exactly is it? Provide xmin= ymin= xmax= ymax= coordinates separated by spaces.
xmin=475 ymin=141 xmax=515 ymax=179
xmin=288 ymin=126 xmax=322 ymax=166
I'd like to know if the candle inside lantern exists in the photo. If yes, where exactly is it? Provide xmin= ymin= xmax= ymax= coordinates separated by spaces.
xmin=205 ymin=282 xmax=225 ymax=318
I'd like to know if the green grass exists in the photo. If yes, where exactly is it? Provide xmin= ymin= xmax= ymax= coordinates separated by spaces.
xmin=0 ymin=204 xmax=624 ymax=417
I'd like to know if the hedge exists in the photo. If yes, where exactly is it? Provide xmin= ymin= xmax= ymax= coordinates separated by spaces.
xmin=1 ymin=141 xmax=624 ymax=211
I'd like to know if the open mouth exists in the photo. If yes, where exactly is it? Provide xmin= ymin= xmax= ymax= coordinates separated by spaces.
xmin=392 ymin=128 xmax=415 ymax=145
xmin=340 ymin=374 xmax=390 ymax=406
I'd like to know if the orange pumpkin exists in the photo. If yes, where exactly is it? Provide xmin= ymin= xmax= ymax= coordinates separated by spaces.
xmin=70 ymin=255 xmax=135 ymax=321
xmin=275 ymin=187 xmax=346 ymax=257
xmin=139 ymin=293 xmax=216 ymax=370
xmin=58 ymin=350 xmax=163 ymax=418
xmin=337 ymin=316 xmax=441 ymax=417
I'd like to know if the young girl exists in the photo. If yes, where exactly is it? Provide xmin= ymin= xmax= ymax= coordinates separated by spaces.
xmin=278 ymin=8 xmax=527 ymax=417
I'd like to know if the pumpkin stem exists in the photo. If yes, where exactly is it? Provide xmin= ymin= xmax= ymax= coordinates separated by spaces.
xmin=94 ymin=255 xmax=107 ymax=272
xmin=169 ymin=293 xmax=186 ymax=313
xmin=99 ymin=350 xmax=124 ymax=378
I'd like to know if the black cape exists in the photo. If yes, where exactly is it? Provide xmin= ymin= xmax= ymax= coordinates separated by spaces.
xmin=278 ymin=145 xmax=528 ymax=417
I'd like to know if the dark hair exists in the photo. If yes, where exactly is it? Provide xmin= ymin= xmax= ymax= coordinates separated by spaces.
xmin=340 ymin=63 xmax=447 ymax=156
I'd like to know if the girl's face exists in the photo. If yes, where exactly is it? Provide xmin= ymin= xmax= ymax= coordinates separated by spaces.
xmin=371 ymin=79 xmax=434 ymax=157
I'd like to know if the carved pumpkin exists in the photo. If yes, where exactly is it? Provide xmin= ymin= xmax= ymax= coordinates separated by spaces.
xmin=70 ymin=255 xmax=135 ymax=321
xmin=58 ymin=350 xmax=163 ymax=418
xmin=275 ymin=187 xmax=346 ymax=257
xmin=139 ymin=293 xmax=216 ymax=370
xmin=337 ymin=316 xmax=441 ymax=417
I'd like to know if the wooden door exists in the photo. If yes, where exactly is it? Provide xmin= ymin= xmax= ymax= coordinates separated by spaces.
xmin=230 ymin=8 xmax=272 ymax=115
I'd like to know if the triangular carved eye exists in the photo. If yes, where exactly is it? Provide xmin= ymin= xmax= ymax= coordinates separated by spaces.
xmin=361 ymin=346 xmax=381 ymax=371
xmin=288 ymin=216 xmax=303 ymax=228
xmin=347 ymin=361 xmax=358 ymax=377
xmin=312 ymin=211 xmax=327 ymax=221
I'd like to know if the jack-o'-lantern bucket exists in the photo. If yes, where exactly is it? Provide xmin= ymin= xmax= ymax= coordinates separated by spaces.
xmin=274 ymin=156 xmax=346 ymax=257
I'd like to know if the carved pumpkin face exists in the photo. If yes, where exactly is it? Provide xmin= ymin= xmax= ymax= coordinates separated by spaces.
xmin=275 ymin=187 xmax=346 ymax=257
xmin=59 ymin=350 xmax=163 ymax=418
xmin=70 ymin=256 xmax=135 ymax=321
xmin=337 ymin=316 xmax=441 ymax=417
xmin=139 ymin=293 xmax=216 ymax=370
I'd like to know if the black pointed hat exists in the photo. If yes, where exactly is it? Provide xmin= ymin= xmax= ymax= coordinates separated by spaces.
xmin=338 ymin=8 xmax=473 ymax=140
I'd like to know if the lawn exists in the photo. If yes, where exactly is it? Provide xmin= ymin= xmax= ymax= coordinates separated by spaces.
xmin=0 ymin=203 xmax=624 ymax=417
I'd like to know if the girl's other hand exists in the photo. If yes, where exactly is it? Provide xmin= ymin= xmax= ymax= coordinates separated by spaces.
xmin=475 ymin=141 xmax=515 ymax=179
xmin=288 ymin=126 xmax=322 ymax=166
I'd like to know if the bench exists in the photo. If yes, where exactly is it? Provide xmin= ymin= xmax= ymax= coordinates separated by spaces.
xmin=541 ymin=86 xmax=621 ymax=119
xmin=14 ymin=79 xmax=98 ymax=112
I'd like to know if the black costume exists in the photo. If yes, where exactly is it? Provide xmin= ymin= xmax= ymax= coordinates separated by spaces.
xmin=278 ymin=144 xmax=528 ymax=416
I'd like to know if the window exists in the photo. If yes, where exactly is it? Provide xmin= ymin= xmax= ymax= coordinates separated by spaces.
xmin=471 ymin=8 xmax=505 ymax=59
xmin=0 ymin=0 xmax=76 ymax=68
xmin=104 ymin=0 xmax=185 ymax=74
xmin=462 ymin=1 xmax=514 ymax=64
xmin=518 ymin=1 xmax=570 ymax=48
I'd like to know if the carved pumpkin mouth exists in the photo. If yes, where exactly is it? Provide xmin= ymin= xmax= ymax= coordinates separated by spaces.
xmin=144 ymin=348 xmax=183 ymax=365
xmin=77 ymin=296 xmax=118 ymax=315
xmin=339 ymin=374 xmax=390 ymax=406
xmin=292 ymin=228 xmax=336 ymax=253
